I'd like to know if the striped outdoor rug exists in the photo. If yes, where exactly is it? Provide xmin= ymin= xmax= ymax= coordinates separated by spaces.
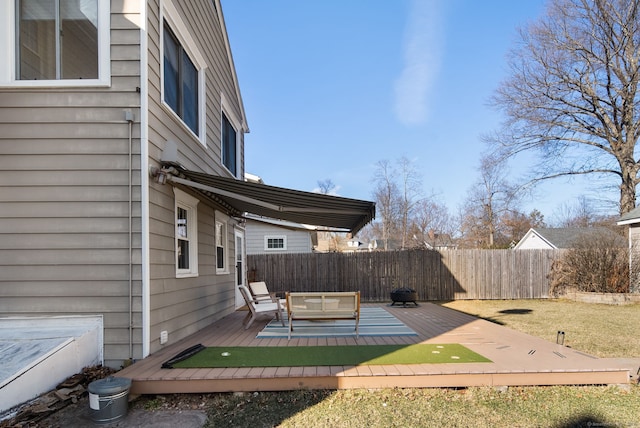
xmin=256 ymin=307 xmax=417 ymax=339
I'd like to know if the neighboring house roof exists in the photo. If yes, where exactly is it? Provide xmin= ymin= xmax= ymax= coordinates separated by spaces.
xmin=514 ymin=227 xmax=626 ymax=250
xmin=617 ymin=206 xmax=640 ymax=225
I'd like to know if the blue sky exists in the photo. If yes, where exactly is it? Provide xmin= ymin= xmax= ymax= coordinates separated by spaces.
xmin=221 ymin=0 xmax=605 ymax=224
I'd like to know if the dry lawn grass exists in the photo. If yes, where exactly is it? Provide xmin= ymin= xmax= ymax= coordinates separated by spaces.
xmin=197 ymin=385 xmax=640 ymax=428
xmin=440 ymin=299 xmax=640 ymax=358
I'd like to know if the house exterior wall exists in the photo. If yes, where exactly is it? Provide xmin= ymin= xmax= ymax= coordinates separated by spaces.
xmin=246 ymin=221 xmax=313 ymax=254
xmin=628 ymin=224 xmax=640 ymax=292
xmin=144 ymin=0 xmax=246 ymax=357
xmin=0 ymin=0 xmax=247 ymax=368
xmin=0 ymin=1 xmax=143 ymax=368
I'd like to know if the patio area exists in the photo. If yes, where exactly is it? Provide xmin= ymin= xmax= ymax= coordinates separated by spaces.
xmin=117 ymin=303 xmax=631 ymax=395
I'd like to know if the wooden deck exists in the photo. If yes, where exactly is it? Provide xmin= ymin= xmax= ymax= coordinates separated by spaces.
xmin=117 ymin=303 xmax=631 ymax=395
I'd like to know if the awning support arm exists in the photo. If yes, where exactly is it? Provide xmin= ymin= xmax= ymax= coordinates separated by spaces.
xmin=167 ymin=175 xmax=284 ymax=211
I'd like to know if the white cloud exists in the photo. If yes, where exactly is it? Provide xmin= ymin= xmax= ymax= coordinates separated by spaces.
xmin=393 ymin=0 xmax=444 ymax=126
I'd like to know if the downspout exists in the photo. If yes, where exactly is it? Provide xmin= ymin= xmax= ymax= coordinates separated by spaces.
xmin=126 ymin=110 xmax=134 ymax=362
xmin=140 ymin=0 xmax=150 ymax=360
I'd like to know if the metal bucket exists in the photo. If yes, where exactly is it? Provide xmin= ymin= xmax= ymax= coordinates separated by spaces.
xmin=87 ymin=377 xmax=132 ymax=424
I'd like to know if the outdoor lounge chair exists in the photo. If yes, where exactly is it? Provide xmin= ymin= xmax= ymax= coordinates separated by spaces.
xmin=249 ymin=281 xmax=286 ymax=306
xmin=238 ymin=284 xmax=285 ymax=329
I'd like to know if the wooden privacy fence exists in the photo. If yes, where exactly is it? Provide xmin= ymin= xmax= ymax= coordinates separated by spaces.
xmin=247 ymin=249 xmax=563 ymax=302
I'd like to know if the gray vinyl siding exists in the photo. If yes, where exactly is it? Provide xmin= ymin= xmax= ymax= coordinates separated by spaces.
xmin=0 ymin=0 xmax=244 ymax=367
xmin=0 ymin=2 xmax=143 ymax=368
xmin=246 ymin=222 xmax=313 ymax=254
xmin=145 ymin=0 xmax=244 ymax=356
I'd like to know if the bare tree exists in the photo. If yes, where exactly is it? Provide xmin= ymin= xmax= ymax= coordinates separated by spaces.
xmin=488 ymin=0 xmax=640 ymax=215
xmin=397 ymin=157 xmax=423 ymax=249
xmin=460 ymin=155 xmax=520 ymax=248
xmin=552 ymin=196 xmax=600 ymax=227
xmin=372 ymin=160 xmax=401 ymax=250
xmin=502 ymin=209 xmax=546 ymax=245
xmin=409 ymin=198 xmax=455 ymax=248
xmin=316 ymin=179 xmax=336 ymax=195
xmin=315 ymin=179 xmax=340 ymax=250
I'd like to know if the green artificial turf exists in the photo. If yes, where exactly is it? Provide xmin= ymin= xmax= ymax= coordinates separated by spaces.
xmin=171 ymin=344 xmax=491 ymax=368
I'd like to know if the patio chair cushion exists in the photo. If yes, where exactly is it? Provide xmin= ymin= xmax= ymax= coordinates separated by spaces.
xmin=249 ymin=281 xmax=286 ymax=306
xmin=239 ymin=284 xmax=284 ymax=330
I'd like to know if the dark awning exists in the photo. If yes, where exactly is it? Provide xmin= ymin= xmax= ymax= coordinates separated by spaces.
xmin=165 ymin=168 xmax=375 ymax=234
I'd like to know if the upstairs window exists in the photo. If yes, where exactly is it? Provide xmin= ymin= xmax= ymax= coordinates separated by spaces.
xmin=7 ymin=0 xmax=110 ymax=86
xmin=222 ymin=113 xmax=237 ymax=176
xmin=163 ymin=22 xmax=199 ymax=135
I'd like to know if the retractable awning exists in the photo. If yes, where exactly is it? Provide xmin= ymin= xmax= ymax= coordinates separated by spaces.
xmin=164 ymin=168 xmax=375 ymax=234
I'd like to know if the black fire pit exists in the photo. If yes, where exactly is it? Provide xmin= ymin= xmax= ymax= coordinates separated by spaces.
xmin=389 ymin=287 xmax=418 ymax=307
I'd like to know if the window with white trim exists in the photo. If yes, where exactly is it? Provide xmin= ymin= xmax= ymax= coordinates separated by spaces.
xmin=265 ymin=236 xmax=287 ymax=251
xmin=221 ymin=112 xmax=237 ymax=176
xmin=1 ymin=0 xmax=110 ymax=86
xmin=161 ymin=0 xmax=206 ymax=142
xmin=174 ymin=188 xmax=199 ymax=277
xmin=215 ymin=216 xmax=228 ymax=273
xmin=163 ymin=22 xmax=199 ymax=135
xmin=221 ymin=94 xmax=241 ymax=178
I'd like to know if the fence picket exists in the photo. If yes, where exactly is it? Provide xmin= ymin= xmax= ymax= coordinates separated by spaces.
xmin=248 ymin=249 xmax=561 ymax=301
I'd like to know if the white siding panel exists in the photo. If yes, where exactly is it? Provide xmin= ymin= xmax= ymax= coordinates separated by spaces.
xmin=246 ymin=221 xmax=313 ymax=254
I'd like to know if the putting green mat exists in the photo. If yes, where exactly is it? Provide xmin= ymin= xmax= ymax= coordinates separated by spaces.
xmin=170 ymin=344 xmax=491 ymax=368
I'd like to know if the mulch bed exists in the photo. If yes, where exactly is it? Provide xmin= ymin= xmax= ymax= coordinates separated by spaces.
xmin=0 ymin=365 xmax=116 ymax=427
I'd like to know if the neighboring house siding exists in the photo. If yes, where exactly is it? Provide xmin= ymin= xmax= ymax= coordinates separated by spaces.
xmin=246 ymin=221 xmax=313 ymax=254
xmin=0 ymin=2 xmax=143 ymax=368
xmin=514 ymin=235 xmax=554 ymax=250
xmin=145 ymin=0 xmax=243 ymax=356
xmin=629 ymin=225 xmax=640 ymax=249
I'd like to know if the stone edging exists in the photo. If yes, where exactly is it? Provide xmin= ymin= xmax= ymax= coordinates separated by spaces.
xmin=565 ymin=291 xmax=640 ymax=305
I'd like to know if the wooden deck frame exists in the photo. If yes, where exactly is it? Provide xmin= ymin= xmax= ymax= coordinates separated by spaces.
xmin=117 ymin=303 xmax=631 ymax=395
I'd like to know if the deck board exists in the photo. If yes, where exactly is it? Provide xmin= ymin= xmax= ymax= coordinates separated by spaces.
xmin=117 ymin=303 xmax=631 ymax=394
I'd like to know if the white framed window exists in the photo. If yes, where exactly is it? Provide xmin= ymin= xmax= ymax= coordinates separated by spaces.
xmin=0 ymin=0 xmax=111 ymax=87
xmin=174 ymin=188 xmax=199 ymax=277
xmin=265 ymin=235 xmax=287 ymax=251
xmin=161 ymin=0 xmax=206 ymax=143
xmin=221 ymin=94 xmax=241 ymax=178
xmin=221 ymin=112 xmax=237 ymax=176
xmin=215 ymin=212 xmax=229 ymax=274
xmin=164 ymin=23 xmax=199 ymax=135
